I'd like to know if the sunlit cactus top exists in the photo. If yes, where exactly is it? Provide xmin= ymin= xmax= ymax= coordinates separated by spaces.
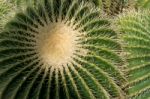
xmin=0 ymin=0 xmax=127 ymax=99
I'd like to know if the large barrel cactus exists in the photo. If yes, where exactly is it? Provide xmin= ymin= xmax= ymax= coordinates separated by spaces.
xmin=115 ymin=10 xmax=150 ymax=99
xmin=0 ymin=0 xmax=127 ymax=99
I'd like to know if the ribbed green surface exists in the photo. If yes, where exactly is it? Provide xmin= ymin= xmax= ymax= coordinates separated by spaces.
xmin=0 ymin=0 xmax=127 ymax=99
xmin=116 ymin=11 xmax=150 ymax=99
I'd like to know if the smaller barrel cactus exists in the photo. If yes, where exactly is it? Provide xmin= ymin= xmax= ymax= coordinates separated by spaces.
xmin=115 ymin=10 xmax=150 ymax=99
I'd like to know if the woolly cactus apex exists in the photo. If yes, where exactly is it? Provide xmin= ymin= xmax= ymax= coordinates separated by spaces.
xmin=0 ymin=0 xmax=127 ymax=99
xmin=0 ymin=0 xmax=16 ymax=31
xmin=115 ymin=10 xmax=150 ymax=99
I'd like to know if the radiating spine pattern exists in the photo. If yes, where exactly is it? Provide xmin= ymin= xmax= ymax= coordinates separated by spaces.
xmin=116 ymin=11 xmax=150 ymax=99
xmin=0 ymin=0 xmax=127 ymax=99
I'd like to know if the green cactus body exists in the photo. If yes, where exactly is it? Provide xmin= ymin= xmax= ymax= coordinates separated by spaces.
xmin=0 ymin=0 xmax=16 ymax=31
xmin=115 ymin=11 xmax=150 ymax=99
xmin=85 ymin=0 xmax=125 ymax=16
xmin=99 ymin=0 xmax=125 ymax=15
xmin=7 ymin=0 xmax=37 ymax=9
xmin=102 ymin=0 xmax=125 ymax=15
xmin=136 ymin=0 xmax=150 ymax=9
xmin=0 ymin=0 xmax=127 ymax=99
